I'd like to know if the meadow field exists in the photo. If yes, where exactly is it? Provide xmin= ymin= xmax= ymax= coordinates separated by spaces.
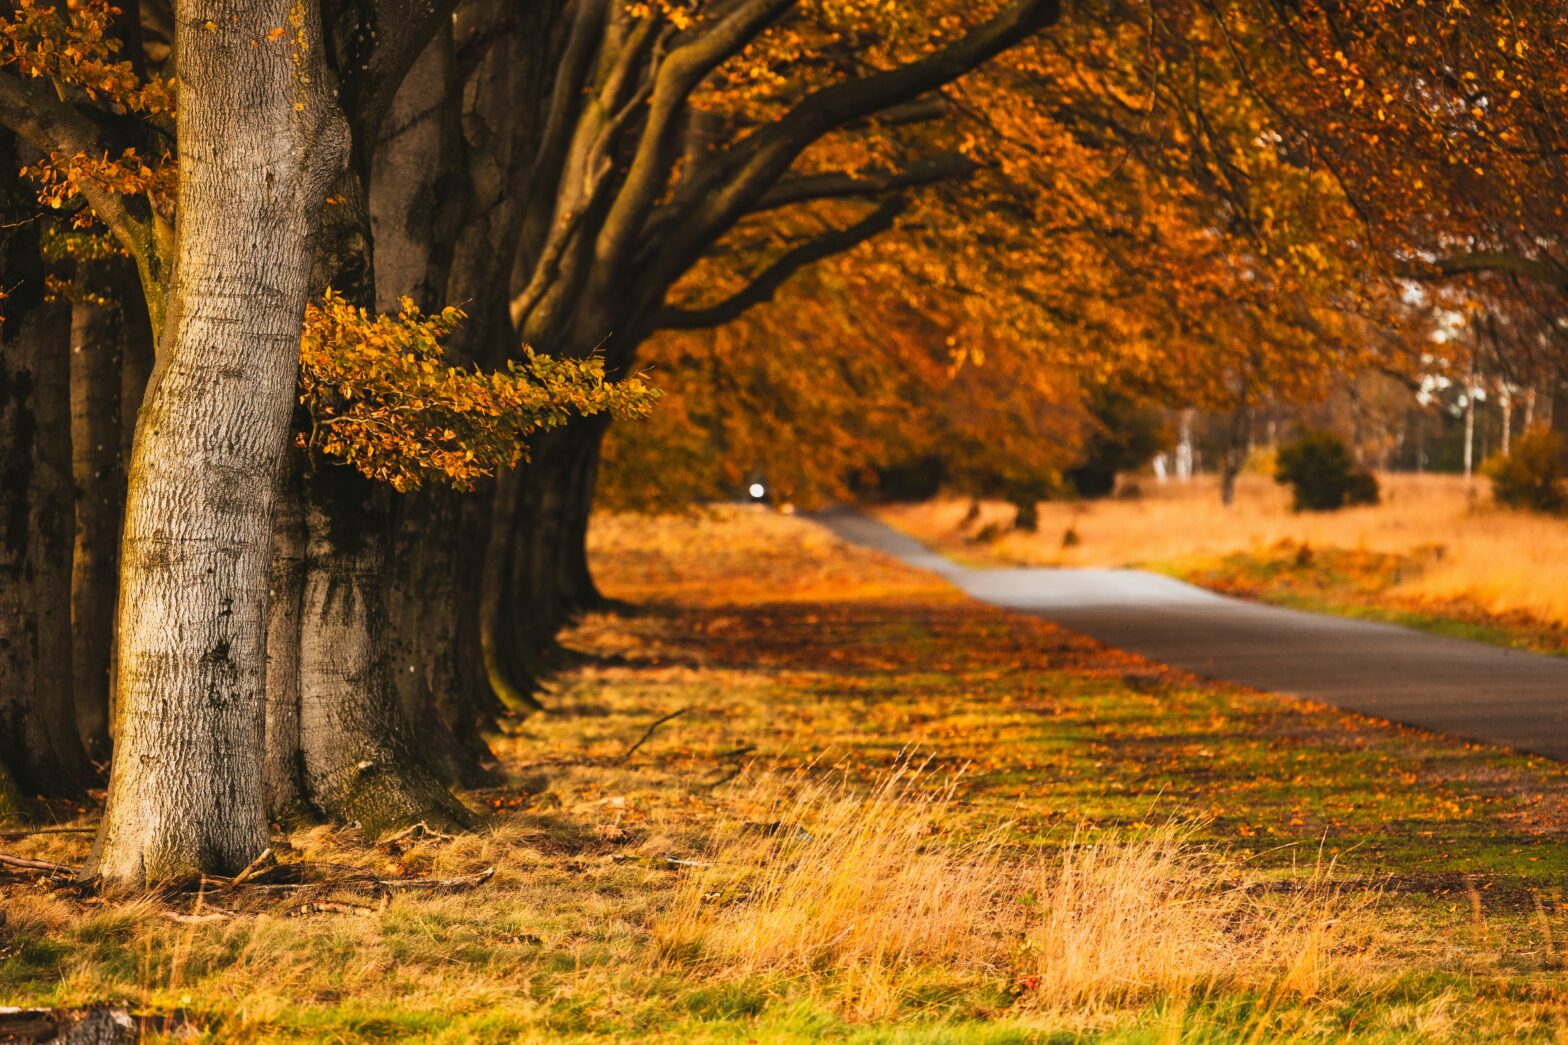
xmin=7 ymin=507 xmax=1568 ymax=1040
xmin=878 ymin=474 xmax=1568 ymax=653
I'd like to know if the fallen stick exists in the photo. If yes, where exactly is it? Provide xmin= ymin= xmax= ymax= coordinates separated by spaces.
xmin=0 ymin=826 xmax=95 ymax=841
xmin=0 ymin=852 xmax=75 ymax=876
xmin=285 ymin=900 xmax=379 ymax=918
xmin=616 ymin=708 xmax=688 ymax=764
xmin=378 ymin=867 xmax=496 ymax=892
xmin=161 ymin=910 xmax=233 ymax=925
xmin=377 ymin=822 xmax=455 ymax=849
xmin=229 ymin=848 xmax=277 ymax=886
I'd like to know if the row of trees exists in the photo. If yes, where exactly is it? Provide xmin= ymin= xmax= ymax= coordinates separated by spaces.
xmin=2 ymin=0 xmax=1565 ymax=890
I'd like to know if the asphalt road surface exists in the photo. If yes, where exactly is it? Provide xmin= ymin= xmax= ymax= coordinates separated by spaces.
xmin=813 ymin=508 xmax=1568 ymax=760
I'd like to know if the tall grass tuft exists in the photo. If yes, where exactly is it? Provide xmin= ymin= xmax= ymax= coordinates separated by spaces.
xmin=658 ymin=767 xmax=1370 ymax=1020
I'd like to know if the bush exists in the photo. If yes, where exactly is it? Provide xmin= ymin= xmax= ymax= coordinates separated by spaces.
xmin=869 ymin=455 xmax=947 ymax=502
xmin=1006 ymin=476 xmax=1054 ymax=532
xmin=1065 ymin=388 xmax=1169 ymax=499
xmin=1484 ymin=430 xmax=1568 ymax=513
xmin=1274 ymin=431 xmax=1379 ymax=512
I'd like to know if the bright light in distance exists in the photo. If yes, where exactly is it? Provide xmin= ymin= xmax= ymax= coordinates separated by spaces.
xmin=748 ymin=483 xmax=766 ymax=499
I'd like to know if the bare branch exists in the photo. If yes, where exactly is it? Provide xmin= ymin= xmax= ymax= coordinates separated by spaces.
xmin=654 ymin=198 xmax=906 ymax=331
xmin=0 ymin=73 xmax=159 ymax=279
xmin=1397 ymin=251 xmax=1568 ymax=289
xmin=749 ymin=152 xmax=977 ymax=214
xmin=628 ymin=0 xmax=1062 ymax=336
xmin=593 ymin=0 xmax=796 ymax=270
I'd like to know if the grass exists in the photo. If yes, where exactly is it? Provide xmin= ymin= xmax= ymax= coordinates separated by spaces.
xmin=5 ymin=505 xmax=1568 ymax=1039
xmin=876 ymin=473 xmax=1568 ymax=654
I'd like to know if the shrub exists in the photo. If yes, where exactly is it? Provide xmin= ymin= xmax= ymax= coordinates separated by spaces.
xmin=1484 ymin=430 xmax=1568 ymax=513
xmin=1065 ymin=388 xmax=1168 ymax=499
xmin=870 ymin=455 xmax=947 ymax=502
xmin=1274 ymin=430 xmax=1379 ymax=512
xmin=1006 ymin=476 xmax=1054 ymax=532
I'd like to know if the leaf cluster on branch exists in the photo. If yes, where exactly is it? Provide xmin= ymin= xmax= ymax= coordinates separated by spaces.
xmin=298 ymin=291 xmax=657 ymax=491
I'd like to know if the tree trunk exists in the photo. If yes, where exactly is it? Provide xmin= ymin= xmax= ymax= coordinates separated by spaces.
xmin=508 ymin=440 xmax=572 ymax=684
xmin=0 ymin=758 xmax=27 ymax=823
xmin=107 ymin=260 xmax=155 ymax=741
xmin=90 ymin=0 xmax=347 ymax=888
xmin=0 ymin=261 xmax=89 ymax=797
xmin=557 ymin=416 xmax=610 ymax=614
xmin=69 ymin=272 xmax=126 ymax=762
xmin=297 ymin=467 xmax=473 ymax=837
xmin=386 ymin=486 xmax=499 ymax=786
xmin=1220 ymin=402 xmax=1251 ymax=508
xmin=1463 ymin=358 xmax=1478 ymax=481
xmin=264 ymin=455 xmax=307 ymax=820
xmin=480 ymin=468 xmax=547 ymax=711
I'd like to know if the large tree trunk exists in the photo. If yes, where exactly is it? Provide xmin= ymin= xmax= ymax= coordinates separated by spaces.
xmin=556 ymin=415 xmax=610 ymax=614
xmin=0 ymin=249 xmax=89 ymax=798
xmin=370 ymin=34 xmax=503 ymax=785
xmin=489 ymin=419 xmax=612 ymax=695
xmin=1220 ymin=401 xmax=1251 ymax=508
xmin=89 ymin=0 xmax=346 ymax=888
xmin=105 ymin=258 xmax=155 ymax=750
xmin=263 ymin=455 xmax=307 ymax=820
xmin=69 ymin=269 xmax=126 ymax=762
xmin=386 ymin=487 xmax=499 ymax=787
xmin=374 ymin=10 xmax=553 ymax=745
xmin=297 ymin=467 xmax=473 ymax=837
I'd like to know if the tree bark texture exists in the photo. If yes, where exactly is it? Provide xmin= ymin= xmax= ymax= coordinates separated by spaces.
xmin=0 ymin=265 xmax=89 ymax=797
xmin=264 ymin=456 xmax=307 ymax=820
xmin=90 ymin=0 xmax=348 ymax=887
xmin=297 ymin=467 xmax=474 ymax=836
xmin=556 ymin=415 xmax=610 ymax=613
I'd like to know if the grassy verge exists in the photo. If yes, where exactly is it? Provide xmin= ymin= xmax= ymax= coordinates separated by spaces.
xmin=5 ymin=506 xmax=1568 ymax=1040
xmin=1151 ymin=541 xmax=1568 ymax=656
xmin=874 ymin=479 xmax=1568 ymax=657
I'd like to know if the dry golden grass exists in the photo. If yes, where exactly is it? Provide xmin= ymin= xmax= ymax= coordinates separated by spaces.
xmin=660 ymin=765 xmax=1365 ymax=1025
xmin=879 ymin=473 xmax=1568 ymax=629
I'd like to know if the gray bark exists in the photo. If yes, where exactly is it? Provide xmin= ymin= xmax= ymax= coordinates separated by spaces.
xmin=264 ymin=456 xmax=307 ymax=820
xmin=0 ymin=278 xmax=87 ymax=796
xmin=297 ymin=468 xmax=473 ymax=837
xmin=369 ymin=34 xmax=462 ymax=314
xmin=109 ymin=259 xmax=155 ymax=740
xmin=90 ymin=0 xmax=348 ymax=887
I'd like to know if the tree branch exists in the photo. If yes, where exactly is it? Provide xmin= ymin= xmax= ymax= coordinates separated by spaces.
xmin=749 ymin=152 xmax=977 ymax=214
xmin=592 ymin=0 xmax=795 ymax=273
xmin=0 ymin=72 xmax=166 ymax=329
xmin=628 ymin=0 xmax=1061 ymax=340
xmin=653 ymin=197 xmax=905 ymax=331
xmin=1397 ymin=251 xmax=1568 ymax=289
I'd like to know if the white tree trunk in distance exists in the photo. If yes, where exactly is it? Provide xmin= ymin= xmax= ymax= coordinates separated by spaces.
xmin=90 ymin=0 xmax=346 ymax=888
xmin=1500 ymin=386 xmax=1512 ymax=457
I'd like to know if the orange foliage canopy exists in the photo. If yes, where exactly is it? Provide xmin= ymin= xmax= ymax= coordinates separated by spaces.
xmin=605 ymin=0 xmax=1442 ymax=507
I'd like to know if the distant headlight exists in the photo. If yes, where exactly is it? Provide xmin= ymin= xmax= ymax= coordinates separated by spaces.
xmin=748 ymin=483 xmax=766 ymax=500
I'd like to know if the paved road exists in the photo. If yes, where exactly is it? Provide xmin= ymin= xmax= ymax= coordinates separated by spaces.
xmin=813 ymin=508 xmax=1568 ymax=760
